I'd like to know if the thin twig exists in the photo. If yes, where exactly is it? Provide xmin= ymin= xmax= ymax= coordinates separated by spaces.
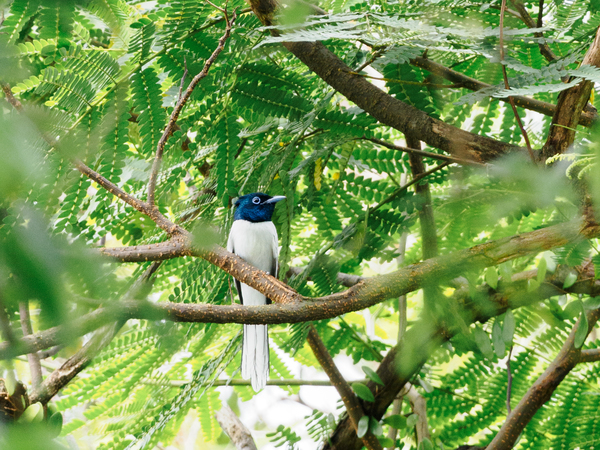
xmin=364 ymin=137 xmax=485 ymax=167
xmin=306 ymin=326 xmax=383 ymax=450
xmin=205 ymin=0 xmax=226 ymax=13
xmin=147 ymin=8 xmax=237 ymax=206
xmin=500 ymin=0 xmax=537 ymax=163
xmin=349 ymin=71 xmax=463 ymax=89
xmin=487 ymin=307 xmax=600 ymax=450
xmin=19 ymin=301 xmax=43 ymax=391
xmin=142 ymin=378 xmax=371 ymax=387
xmin=537 ymin=0 xmax=544 ymax=28
xmin=178 ymin=57 xmax=189 ymax=101
xmin=374 ymin=162 xmax=450 ymax=211
xmin=506 ymin=344 xmax=513 ymax=414
xmin=1 ymin=83 xmax=23 ymax=111
xmin=355 ymin=50 xmax=384 ymax=73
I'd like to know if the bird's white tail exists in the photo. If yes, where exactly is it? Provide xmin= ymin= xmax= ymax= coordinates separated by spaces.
xmin=242 ymin=324 xmax=269 ymax=392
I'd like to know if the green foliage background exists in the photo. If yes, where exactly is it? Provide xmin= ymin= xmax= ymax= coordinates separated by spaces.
xmin=0 ymin=0 xmax=600 ymax=448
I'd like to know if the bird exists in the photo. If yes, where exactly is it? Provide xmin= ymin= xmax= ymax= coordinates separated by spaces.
xmin=227 ymin=192 xmax=286 ymax=391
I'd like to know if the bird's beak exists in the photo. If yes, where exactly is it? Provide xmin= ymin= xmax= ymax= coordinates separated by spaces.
xmin=265 ymin=195 xmax=286 ymax=204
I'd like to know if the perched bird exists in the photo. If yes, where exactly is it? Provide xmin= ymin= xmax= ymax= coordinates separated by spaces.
xmin=227 ymin=192 xmax=286 ymax=391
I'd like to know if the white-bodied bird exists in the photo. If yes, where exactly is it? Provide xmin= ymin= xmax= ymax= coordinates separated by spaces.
xmin=227 ymin=192 xmax=286 ymax=391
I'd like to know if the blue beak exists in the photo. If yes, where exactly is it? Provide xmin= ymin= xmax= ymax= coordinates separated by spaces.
xmin=265 ymin=196 xmax=286 ymax=204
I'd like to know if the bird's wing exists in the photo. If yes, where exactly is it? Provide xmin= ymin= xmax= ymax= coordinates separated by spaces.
xmin=268 ymin=222 xmax=279 ymax=305
xmin=227 ymin=227 xmax=244 ymax=305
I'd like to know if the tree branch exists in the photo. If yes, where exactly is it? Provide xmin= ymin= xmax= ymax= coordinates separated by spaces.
xmin=246 ymin=0 xmax=524 ymax=164
xmin=18 ymin=301 xmax=43 ymax=391
xmin=405 ymin=136 xmax=438 ymax=260
xmin=406 ymin=385 xmax=430 ymax=444
xmin=101 ymin=217 xmax=599 ymax=310
xmin=216 ymin=403 xmax=258 ymax=450
xmin=487 ymin=306 xmax=600 ymax=450
xmin=410 ymin=57 xmax=597 ymax=128
xmin=29 ymin=321 xmax=124 ymax=405
xmin=364 ymin=137 xmax=484 ymax=167
xmin=499 ymin=0 xmax=536 ymax=163
xmin=307 ymin=326 xmax=382 ymax=450
xmin=147 ymin=8 xmax=237 ymax=205
xmin=542 ymin=26 xmax=600 ymax=160
xmin=322 ymin=262 xmax=600 ymax=450
xmin=28 ymin=261 xmax=163 ymax=404
xmin=509 ymin=0 xmax=559 ymax=63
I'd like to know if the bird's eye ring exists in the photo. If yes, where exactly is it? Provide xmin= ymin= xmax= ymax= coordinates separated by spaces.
xmin=252 ymin=196 xmax=261 ymax=204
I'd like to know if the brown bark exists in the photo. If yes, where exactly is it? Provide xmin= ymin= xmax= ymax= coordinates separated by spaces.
xmin=410 ymin=57 xmax=597 ymax=128
xmin=245 ymin=0 xmax=524 ymax=164
xmin=542 ymin=26 xmax=600 ymax=160
xmin=307 ymin=327 xmax=382 ymax=450
xmin=487 ymin=307 xmax=600 ymax=450
xmin=216 ymin=404 xmax=258 ymax=450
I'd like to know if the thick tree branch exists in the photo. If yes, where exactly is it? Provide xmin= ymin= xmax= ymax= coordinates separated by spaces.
xmin=323 ymin=262 xmax=600 ymax=450
xmin=487 ymin=306 xmax=600 ymax=450
xmin=101 ymin=217 xmax=599 ymax=311
xmin=28 ymin=261 xmax=163 ymax=404
xmin=307 ymin=326 xmax=382 ymax=450
xmin=542 ymin=26 xmax=600 ymax=160
xmin=410 ymin=57 xmax=597 ymax=128
xmin=216 ymin=403 xmax=258 ymax=450
xmin=147 ymin=8 xmax=237 ymax=205
xmin=246 ymin=0 xmax=524 ymax=164
xmin=509 ymin=0 xmax=558 ymax=63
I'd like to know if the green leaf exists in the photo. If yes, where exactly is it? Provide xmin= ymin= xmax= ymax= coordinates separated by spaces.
xmin=499 ymin=261 xmax=512 ymax=281
xmin=485 ymin=266 xmax=498 ymax=289
xmin=563 ymin=271 xmax=578 ymax=289
xmin=492 ymin=318 xmax=506 ymax=358
xmin=383 ymin=414 xmax=407 ymax=429
xmin=537 ymin=256 xmax=547 ymax=284
xmin=563 ymin=301 xmax=581 ymax=320
xmin=352 ymin=382 xmax=375 ymax=402
xmin=378 ymin=437 xmax=394 ymax=447
xmin=362 ymin=366 xmax=384 ymax=386
xmin=503 ymin=309 xmax=515 ymax=344
xmin=357 ymin=415 xmax=369 ymax=438
xmin=48 ymin=412 xmax=63 ymax=438
xmin=20 ymin=402 xmax=44 ymax=423
xmin=527 ymin=278 xmax=540 ymax=292
xmin=473 ymin=325 xmax=494 ymax=360
xmin=369 ymin=416 xmax=383 ymax=436
xmin=406 ymin=413 xmax=418 ymax=428
xmin=574 ymin=301 xmax=589 ymax=349
xmin=419 ymin=438 xmax=434 ymax=450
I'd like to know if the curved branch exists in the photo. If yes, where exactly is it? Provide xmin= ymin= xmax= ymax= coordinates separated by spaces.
xmin=101 ymin=217 xmax=599 ymax=312
xmin=147 ymin=8 xmax=237 ymax=205
xmin=323 ymin=262 xmax=600 ymax=450
xmin=542 ymin=26 xmax=600 ymax=160
xmin=410 ymin=57 xmax=597 ymax=128
xmin=246 ymin=0 xmax=524 ymax=164
xmin=487 ymin=306 xmax=600 ymax=450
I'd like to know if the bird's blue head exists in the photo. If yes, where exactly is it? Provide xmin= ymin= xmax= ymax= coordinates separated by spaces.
xmin=233 ymin=193 xmax=286 ymax=223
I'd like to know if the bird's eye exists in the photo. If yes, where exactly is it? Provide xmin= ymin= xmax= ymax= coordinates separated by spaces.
xmin=252 ymin=196 xmax=261 ymax=204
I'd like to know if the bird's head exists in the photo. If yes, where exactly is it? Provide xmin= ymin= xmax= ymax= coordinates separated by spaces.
xmin=233 ymin=193 xmax=286 ymax=222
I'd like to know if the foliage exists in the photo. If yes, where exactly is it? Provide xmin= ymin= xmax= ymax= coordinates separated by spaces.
xmin=0 ymin=0 xmax=599 ymax=449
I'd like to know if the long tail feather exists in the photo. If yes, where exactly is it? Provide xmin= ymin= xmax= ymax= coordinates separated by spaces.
xmin=242 ymin=324 xmax=269 ymax=392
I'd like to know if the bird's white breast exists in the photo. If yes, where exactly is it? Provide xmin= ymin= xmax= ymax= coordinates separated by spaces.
xmin=227 ymin=220 xmax=278 ymax=274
